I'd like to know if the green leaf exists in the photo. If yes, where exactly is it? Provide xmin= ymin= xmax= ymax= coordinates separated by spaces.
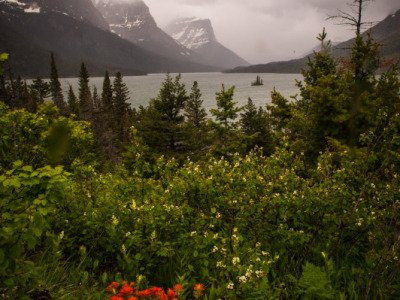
xmin=0 ymin=53 xmax=9 ymax=61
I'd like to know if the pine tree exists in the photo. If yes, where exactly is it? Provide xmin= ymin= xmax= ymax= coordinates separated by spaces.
xmin=67 ymin=85 xmax=79 ymax=116
xmin=30 ymin=78 xmax=50 ymax=102
xmin=240 ymin=98 xmax=274 ymax=154
xmin=101 ymin=71 xmax=114 ymax=116
xmin=266 ymin=88 xmax=292 ymax=131
xmin=49 ymin=53 xmax=67 ymax=113
xmin=78 ymin=62 xmax=93 ymax=121
xmin=185 ymin=81 xmax=207 ymax=128
xmin=113 ymin=72 xmax=130 ymax=143
xmin=92 ymin=86 xmax=101 ymax=112
xmin=210 ymin=84 xmax=241 ymax=129
xmin=138 ymin=74 xmax=189 ymax=154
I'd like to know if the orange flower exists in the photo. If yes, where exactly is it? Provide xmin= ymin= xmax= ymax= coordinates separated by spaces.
xmin=173 ymin=284 xmax=183 ymax=294
xmin=193 ymin=283 xmax=205 ymax=292
xmin=193 ymin=283 xmax=205 ymax=299
xmin=159 ymin=291 xmax=168 ymax=300
xmin=119 ymin=284 xmax=134 ymax=296
xmin=110 ymin=296 xmax=124 ymax=300
xmin=128 ymin=297 xmax=138 ymax=300
xmin=107 ymin=281 xmax=120 ymax=294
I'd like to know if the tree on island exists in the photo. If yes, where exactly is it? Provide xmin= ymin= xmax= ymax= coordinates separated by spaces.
xmin=251 ymin=75 xmax=263 ymax=86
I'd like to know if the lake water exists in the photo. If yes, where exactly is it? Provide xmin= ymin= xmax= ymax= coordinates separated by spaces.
xmin=61 ymin=73 xmax=301 ymax=111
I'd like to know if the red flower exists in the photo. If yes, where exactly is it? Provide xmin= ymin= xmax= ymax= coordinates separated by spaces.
xmin=137 ymin=289 xmax=152 ymax=298
xmin=107 ymin=281 xmax=120 ymax=294
xmin=119 ymin=284 xmax=134 ymax=296
xmin=173 ymin=284 xmax=183 ymax=294
xmin=110 ymin=296 xmax=124 ymax=300
xmin=150 ymin=286 xmax=164 ymax=296
xmin=128 ymin=297 xmax=138 ymax=300
xmin=159 ymin=291 xmax=168 ymax=300
xmin=167 ymin=288 xmax=176 ymax=300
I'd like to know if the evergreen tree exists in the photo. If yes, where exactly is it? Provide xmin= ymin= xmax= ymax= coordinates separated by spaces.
xmin=67 ymin=85 xmax=79 ymax=116
xmin=210 ymin=84 xmax=241 ymax=129
xmin=30 ymin=78 xmax=50 ymax=102
xmin=49 ymin=53 xmax=67 ymax=113
xmin=185 ymin=81 xmax=207 ymax=128
xmin=78 ymin=62 xmax=93 ymax=121
xmin=240 ymin=98 xmax=274 ymax=154
xmin=101 ymin=71 xmax=114 ymax=116
xmin=266 ymin=88 xmax=292 ymax=132
xmin=113 ymin=72 xmax=130 ymax=143
xmin=138 ymin=74 xmax=188 ymax=154
xmin=92 ymin=86 xmax=101 ymax=112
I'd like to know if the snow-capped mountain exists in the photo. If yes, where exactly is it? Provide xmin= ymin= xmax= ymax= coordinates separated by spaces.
xmin=165 ymin=17 xmax=249 ymax=69
xmin=94 ymin=0 xmax=205 ymax=64
xmin=166 ymin=17 xmax=216 ymax=50
xmin=0 ymin=0 xmax=216 ymax=77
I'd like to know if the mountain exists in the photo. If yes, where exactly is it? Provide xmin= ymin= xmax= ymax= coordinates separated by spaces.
xmin=94 ymin=0 xmax=205 ymax=64
xmin=0 ymin=0 xmax=216 ymax=77
xmin=165 ymin=17 xmax=249 ymax=70
xmin=228 ymin=9 xmax=400 ymax=74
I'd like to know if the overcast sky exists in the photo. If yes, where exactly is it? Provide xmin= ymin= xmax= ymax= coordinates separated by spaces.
xmin=135 ymin=0 xmax=399 ymax=64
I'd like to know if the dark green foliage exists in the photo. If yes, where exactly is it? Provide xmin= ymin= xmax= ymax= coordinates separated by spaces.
xmin=78 ymin=62 xmax=93 ymax=121
xmin=240 ymin=98 xmax=274 ymax=154
xmin=92 ymin=86 xmax=101 ymax=112
xmin=185 ymin=81 xmax=207 ymax=128
xmin=210 ymin=84 xmax=241 ymax=129
xmin=101 ymin=71 xmax=114 ymax=118
xmin=138 ymin=74 xmax=189 ymax=155
xmin=266 ymin=89 xmax=292 ymax=132
xmin=49 ymin=53 xmax=67 ymax=113
xmin=67 ymin=85 xmax=79 ymax=116
xmin=113 ymin=72 xmax=130 ymax=144
xmin=29 ymin=77 xmax=50 ymax=102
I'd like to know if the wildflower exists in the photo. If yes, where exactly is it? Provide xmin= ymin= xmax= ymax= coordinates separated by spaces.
xmin=106 ymin=281 xmax=119 ymax=293
xmin=119 ymin=284 xmax=134 ymax=296
xmin=232 ymin=257 xmax=240 ymax=265
xmin=193 ymin=283 xmax=205 ymax=298
xmin=167 ymin=288 xmax=176 ymax=299
xmin=255 ymin=270 xmax=264 ymax=278
xmin=137 ymin=289 xmax=151 ymax=298
xmin=191 ymin=231 xmax=197 ymax=236
xmin=212 ymin=246 xmax=219 ymax=253
xmin=227 ymin=282 xmax=234 ymax=290
xmin=239 ymin=276 xmax=247 ymax=284
xmin=150 ymin=286 xmax=163 ymax=296
xmin=128 ymin=297 xmax=138 ymax=300
xmin=173 ymin=284 xmax=183 ymax=294
xmin=111 ymin=296 xmax=124 ymax=300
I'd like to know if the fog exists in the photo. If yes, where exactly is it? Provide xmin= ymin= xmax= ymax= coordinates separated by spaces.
xmin=107 ymin=0 xmax=400 ymax=64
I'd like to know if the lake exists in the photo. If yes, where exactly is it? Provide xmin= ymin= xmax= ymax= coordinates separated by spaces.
xmin=61 ymin=73 xmax=301 ymax=111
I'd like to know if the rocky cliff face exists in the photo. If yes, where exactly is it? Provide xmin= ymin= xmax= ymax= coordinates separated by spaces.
xmin=95 ymin=0 xmax=203 ymax=64
xmin=165 ymin=17 xmax=249 ymax=69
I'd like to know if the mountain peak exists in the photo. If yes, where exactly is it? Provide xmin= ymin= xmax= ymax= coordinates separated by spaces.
xmin=165 ymin=17 xmax=216 ymax=50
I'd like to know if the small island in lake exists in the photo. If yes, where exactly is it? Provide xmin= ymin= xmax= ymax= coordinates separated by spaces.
xmin=251 ymin=75 xmax=264 ymax=86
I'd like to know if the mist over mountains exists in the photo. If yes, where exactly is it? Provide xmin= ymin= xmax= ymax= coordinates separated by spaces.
xmin=228 ymin=9 xmax=400 ymax=74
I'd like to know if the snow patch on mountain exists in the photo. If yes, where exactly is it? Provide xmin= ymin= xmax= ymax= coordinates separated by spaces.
xmin=165 ymin=17 xmax=216 ymax=50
